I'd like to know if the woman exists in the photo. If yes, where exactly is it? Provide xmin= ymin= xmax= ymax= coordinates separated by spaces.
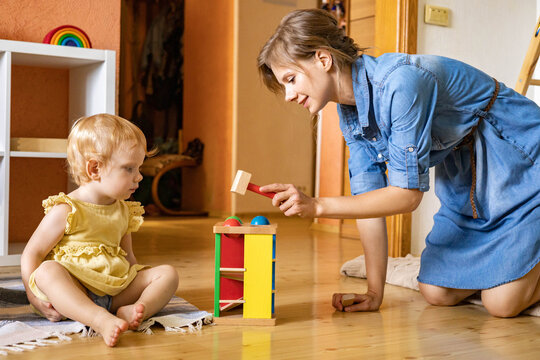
xmin=257 ymin=9 xmax=540 ymax=317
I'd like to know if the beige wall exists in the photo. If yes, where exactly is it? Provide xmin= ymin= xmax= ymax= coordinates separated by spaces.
xmin=0 ymin=0 xmax=121 ymax=243
xmin=182 ymin=1 xmax=235 ymax=214
xmin=233 ymin=0 xmax=317 ymax=214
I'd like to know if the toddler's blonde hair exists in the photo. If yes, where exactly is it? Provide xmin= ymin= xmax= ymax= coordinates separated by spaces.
xmin=258 ymin=9 xmax=364 ymax=94
xmin=67 ymin=113 xmax=150 ymax=185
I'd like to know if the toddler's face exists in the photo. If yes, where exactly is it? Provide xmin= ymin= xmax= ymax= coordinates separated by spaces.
xmin=99 ymin=144 xmax=145 ymax=201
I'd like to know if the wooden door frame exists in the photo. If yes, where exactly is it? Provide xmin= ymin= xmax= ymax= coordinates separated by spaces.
xmin=313 ymin=0 xmax=418 ymax=257
xmin=375 ymin=0 xmax=417 ymax=257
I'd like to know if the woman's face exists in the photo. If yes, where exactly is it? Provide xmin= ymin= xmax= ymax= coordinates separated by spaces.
xmin=271 ymin=52 xmax=335 ymax=115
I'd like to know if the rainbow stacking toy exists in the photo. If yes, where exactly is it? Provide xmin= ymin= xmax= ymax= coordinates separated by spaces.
xmin=213 ymin=216 xmax=277 ymax=325
xmin=43 ymin=25 xmax=92 ymax=48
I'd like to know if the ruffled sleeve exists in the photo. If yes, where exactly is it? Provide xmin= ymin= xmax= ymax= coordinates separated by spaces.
xmin=42 ymin=192 xmax=76 ymax=234
xmin=126 ymin=201 xmax=145 ymax=233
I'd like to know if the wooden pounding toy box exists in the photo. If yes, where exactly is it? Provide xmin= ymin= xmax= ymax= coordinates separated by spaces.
xmin=213 ymin=216 xmax=276 ymax=325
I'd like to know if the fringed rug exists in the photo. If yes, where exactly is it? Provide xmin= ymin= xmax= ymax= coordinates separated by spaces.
xmin=340 ymin=254 xmax=540 ymax=316
xmin=0 ymin=276 xmax=213 ymax=356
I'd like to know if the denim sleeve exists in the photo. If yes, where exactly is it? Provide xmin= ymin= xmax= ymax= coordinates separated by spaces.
xmin=345 ymin=135 xmax=388 ymax=195
xmin=383 ymin=66 xmax=437 ymax=192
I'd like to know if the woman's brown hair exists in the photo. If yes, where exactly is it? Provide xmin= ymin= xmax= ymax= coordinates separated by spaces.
xmin=257 ymin=9 xmax=364 ymax=94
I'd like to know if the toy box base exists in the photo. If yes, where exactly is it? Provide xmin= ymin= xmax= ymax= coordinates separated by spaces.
xmin=212 ymin=314 xmax=276 ymax=326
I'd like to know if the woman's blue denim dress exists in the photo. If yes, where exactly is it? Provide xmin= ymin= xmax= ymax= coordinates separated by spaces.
xmin=338 ymin=54 xmax=540 ymax=289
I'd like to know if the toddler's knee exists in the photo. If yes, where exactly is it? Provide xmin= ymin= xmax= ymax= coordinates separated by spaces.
xmin=158 ymin=264 xmax=179 ymax=285
xmin=34 ymin=261 xmax=62 ymax=284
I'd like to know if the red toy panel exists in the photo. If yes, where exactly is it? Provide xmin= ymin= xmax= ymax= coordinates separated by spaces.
xmin=220 ymin=234 xmax=244 ymax=268
xmin=219 ymin=277 xmax=244 ymax=311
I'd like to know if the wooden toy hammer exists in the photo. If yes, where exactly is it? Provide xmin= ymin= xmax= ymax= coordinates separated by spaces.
xmin=341 ymin=294 xmax=355 ymax=307
xmin=231 ymin=170 xmax=275 ymax=199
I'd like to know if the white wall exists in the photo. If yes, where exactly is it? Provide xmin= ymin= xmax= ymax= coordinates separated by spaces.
xmin=411 ymin=0 xmax=537 ymax=255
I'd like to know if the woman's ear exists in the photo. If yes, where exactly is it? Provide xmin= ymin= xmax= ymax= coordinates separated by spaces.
xmin=87 ymin=159 xmax=101 ymax=181
xmin=315 ymin=50 xmax=333 ymax=72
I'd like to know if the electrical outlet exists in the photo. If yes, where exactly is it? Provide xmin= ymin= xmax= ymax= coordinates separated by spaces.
xmin=425 ymin=4 xmax=450 ymax=27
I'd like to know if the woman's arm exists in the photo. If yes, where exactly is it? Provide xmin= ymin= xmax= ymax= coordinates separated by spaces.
xmin=21 ymin=204 xmax=71 ymax=321
xmin=260 ymin=184 xmax=421 ymax=312
xmin=120 ymin=233 xmax=137 ymax=265
xmin=333 ymin=217 xmax=388 ymax=311
xmin=260 ymin=183 xmax=423 ymax=219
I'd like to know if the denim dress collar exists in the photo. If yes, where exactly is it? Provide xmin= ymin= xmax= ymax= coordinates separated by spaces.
xmin=338 ymin=56 xmax=386 ymax=144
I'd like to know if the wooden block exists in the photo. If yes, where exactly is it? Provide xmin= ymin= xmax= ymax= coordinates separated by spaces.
xmin=231 ymin=170 xmax=251 ymax=194
xmin=244 ymin=234 xmax=273 ymax=319
xmin=212 ymin=314 xmax=276 ymax=326
xmin=11 ymin=137 xmax=67 ymax=152
xmin=213 ymin=223 xmax=277 ymax=235
xmin=341 ymin=294 xmax=355 ymax=307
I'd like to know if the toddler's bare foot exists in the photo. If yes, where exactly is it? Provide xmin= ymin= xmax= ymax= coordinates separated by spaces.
xmin=116 ymin=303 xmax=146 ymax=330
xmin=93 ymin=312 xmax=128 ymax=347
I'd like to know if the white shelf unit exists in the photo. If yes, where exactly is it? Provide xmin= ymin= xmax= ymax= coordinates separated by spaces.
xmin=0 ymin=39 xmax=115 ymax=266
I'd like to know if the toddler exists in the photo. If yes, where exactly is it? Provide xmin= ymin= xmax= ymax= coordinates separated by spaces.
xmin=21 ymin=114 xmax=179 ymax=346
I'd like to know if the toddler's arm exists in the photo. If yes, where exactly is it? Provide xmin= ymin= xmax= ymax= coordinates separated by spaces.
xmin=120 ymin=233 xmax=137 ymax=265
xmin=21 ymin=203 xmax=71 ymax=321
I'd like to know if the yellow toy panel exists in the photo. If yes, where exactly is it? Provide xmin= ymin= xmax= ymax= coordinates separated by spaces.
xmin=243 ymin=234 xmax=273 ymax=319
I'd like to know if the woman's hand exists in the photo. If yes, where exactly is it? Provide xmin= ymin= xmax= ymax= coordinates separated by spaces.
xmin=259 ymin=183 xmax=319 ymax=218
xmin=332 ymin=290 xmax=383 ymax=312
xmin=27 ymin=292 xmax=63 ymax=321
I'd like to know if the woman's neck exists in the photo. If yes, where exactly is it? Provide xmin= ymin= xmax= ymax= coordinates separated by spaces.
xmin=335 ymin=64 xmax=355 ymax=105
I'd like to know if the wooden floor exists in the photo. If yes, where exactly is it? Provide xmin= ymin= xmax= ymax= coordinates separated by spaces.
xmin=5 ymin=215 xmax=540 ymax=359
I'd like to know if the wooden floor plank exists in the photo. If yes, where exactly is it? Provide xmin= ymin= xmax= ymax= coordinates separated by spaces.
xmin=4 ymin=215 xmax=540 ymax=359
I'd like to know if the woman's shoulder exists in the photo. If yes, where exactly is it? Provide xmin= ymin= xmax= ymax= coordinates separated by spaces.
xmin=369 ymin=54 xmax=436 ymax=82
xmin=379 ymin=54 xmax=489 ymax=86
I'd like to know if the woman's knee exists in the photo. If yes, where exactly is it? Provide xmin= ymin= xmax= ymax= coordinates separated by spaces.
xmin=482 ymin=290 xmax=522 ymax=318
xmin=419 ymin=283 xmax=464 ymax=306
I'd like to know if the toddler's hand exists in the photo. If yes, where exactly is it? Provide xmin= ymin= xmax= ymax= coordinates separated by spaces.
xmin=31 ymin=297 xmax=64 ymax=322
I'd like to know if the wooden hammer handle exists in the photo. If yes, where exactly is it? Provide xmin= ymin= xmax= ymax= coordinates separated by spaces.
xmin=247 ymin=183 xmax=275 ymax=199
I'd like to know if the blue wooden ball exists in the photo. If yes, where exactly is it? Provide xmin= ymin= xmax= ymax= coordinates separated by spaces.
xmin=251 ymin=215 xmax=270 ymax=225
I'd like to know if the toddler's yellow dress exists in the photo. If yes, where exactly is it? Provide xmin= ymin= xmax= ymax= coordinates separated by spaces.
xmin=29 ymin=192 xmax=147 ymax=301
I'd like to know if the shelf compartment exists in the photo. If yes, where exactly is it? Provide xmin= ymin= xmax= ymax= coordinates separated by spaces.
xmin=10 ymin=151 xmax=67 ymax=158
xmin=9 ymin=157 xmax=68 ymax=244
xmin=0 ymin=40 xmax=108 ymax=68
xmin=0 ymin=40 xmax=115 ymax=265
xmin=11 ymin=137 xmax=67 ymax=153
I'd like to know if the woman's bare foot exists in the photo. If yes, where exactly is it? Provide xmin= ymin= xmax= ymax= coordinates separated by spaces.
xmin=116 ymin=303 xmax=146 ymax=330
xmin=93 ymin=311 xmax=129 ymax=347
